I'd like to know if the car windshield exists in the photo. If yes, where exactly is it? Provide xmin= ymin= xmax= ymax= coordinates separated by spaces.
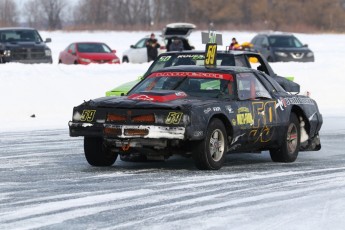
xmin=77 ymin=43 xmax=112 ymax=53
xmin=0 ymin=30 xmax=43 ymax=42
xmin=147 ymin=53 xmax=238 ymax=73
xmin=130 ymin=71 xmax=235 ymax=99
xmin=268 ymin=36 xmax=303 ymax=48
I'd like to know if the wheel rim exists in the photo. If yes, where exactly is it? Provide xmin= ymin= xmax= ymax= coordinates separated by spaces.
xmin=209 ymin=129 xmax=225 ymax=162
xmin=287 ymin=123 xmax=298 ymax=153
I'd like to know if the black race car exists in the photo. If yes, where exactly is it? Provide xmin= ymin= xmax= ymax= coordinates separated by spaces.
xmin=69 ymin=65 xmax=322 ymax=170
xmin=106 ymin=50 xmax=300 ymax=96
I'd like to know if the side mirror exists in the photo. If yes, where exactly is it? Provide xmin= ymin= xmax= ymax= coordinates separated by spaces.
xmin=112 ymin=50 xmax=116 ymax=53
xmin=130 ymin=45 xmax=135 ymax=48
xmin=45 ymin=38 xmax=52 ymax=43
xmin=303 ymin=44 xmax=308 ymax=47
xmin=68 ymin=49 xmax=73 ymax=54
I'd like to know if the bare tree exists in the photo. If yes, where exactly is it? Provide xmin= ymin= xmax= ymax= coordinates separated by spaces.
xmin=0 ymin=0 xmax=18 ymax=27
xmin=24 ymin=0 xmax=67 ymax=30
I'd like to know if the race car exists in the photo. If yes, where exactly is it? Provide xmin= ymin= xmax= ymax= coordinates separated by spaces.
xmin=69 ymin=65 xmax=322 ymax=170
xmin=106 ymin=50 xmax=299 ymax=97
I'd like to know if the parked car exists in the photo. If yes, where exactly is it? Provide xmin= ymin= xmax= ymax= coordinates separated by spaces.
xmin=106 ymin=50 xmax=300 ymax=96
xmin=122 ymin=22 xmax=195 ymax=63
xmin=251 ymin=32 xmax=314 ymax=62
xmin=58 ymin=42 xmax=120 ymax=65
xmin=0 ymin=27 xmax=52 ymax=64
xmin=69 ymin=65 xmax=322 ymax=170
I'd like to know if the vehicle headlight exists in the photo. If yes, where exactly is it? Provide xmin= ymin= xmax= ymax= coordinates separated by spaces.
xmin=4 ymin=50 xmax=11 ymax=56
xmin=112 ymin=58 xmax=120 ymax=63
xmin=80 ymin=58 xmax=91 ymax=63
xmin=275 ymin=51 xmax=288 ymax=57
xmin=306 ymin=52 xmax=314 ymax=57
xmin=45 ymin=49 xmax=52 ymax=56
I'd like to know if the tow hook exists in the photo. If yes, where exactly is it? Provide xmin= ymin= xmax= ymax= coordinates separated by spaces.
xmin=121 ymin=140 xmax=131 ymax=151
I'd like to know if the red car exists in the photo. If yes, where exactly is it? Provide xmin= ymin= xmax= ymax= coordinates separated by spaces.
xmin=58 ymin=42 xmax=120 ymax=64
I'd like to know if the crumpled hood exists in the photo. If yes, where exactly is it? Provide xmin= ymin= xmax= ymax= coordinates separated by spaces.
xmin=81 ymin=90 xmax=218 ymax=110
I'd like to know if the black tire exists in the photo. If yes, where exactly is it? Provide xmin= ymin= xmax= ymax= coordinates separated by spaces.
xmin=192 ymin=118 xmax=227 ymax=170
xmin=84 ymin=137 xmax=118 ymax=166
xmin=122 ymin=56 xmax=129 ymax=63
xmin=74 ymin=60 xmax=78 ymax=64
xmin=270 ymin=113 xmax=300 ymax=162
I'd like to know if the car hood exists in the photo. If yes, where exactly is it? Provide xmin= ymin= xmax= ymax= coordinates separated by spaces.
xmin=2 ymin=41 xmax=49 ymax=49
xmin=78 ymin=53 xmax=117 ymax=60
xmin=82 ymin=90 xmax=216 ymax=110
xmin=272 ymin=47 xmax=312 ymax=53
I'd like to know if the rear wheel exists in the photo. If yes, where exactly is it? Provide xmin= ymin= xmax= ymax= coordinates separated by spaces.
xmin=193 ymin=118 xmax=227 ymax=170
xmin=270 ymin=113 xmax=300 ymax=162
xmin=84 ymin=137 xmax=118 ymax=166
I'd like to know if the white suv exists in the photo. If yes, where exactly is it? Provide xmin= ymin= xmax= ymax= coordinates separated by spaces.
xmin=122 ymin=23 xmax=196 ymax=63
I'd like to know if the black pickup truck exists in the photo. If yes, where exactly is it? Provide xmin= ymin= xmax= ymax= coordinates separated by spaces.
xmin=0 ymin=27 xmax=53 ymax=64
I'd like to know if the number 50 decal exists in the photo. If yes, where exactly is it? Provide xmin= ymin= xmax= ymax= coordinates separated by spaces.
xmin=250 ymin=101 xmax=276 ymax=143
xmin=205 ymin=43 xmax=217 ymax=67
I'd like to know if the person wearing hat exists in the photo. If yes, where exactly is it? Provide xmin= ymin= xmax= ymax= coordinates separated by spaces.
xmin=146 ymin=33 xmax=160 ymax=62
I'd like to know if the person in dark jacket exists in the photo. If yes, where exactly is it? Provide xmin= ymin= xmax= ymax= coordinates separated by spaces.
xmin=169 ymin=38 xmax=184 ymax=51
xmin=229 ymin=37 xmax=239 ymax=50
xmin=146 ymin=33 xmax=160 ymax=62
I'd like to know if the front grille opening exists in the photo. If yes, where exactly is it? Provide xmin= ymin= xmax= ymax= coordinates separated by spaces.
xmin=131 ymin=114 xmax=155 ymax=123
xmin=104 ymin=127 xmax=122 ymax=136
xmin=107 ymin=114 xmax=126 ymax=122
xmin=124 ymin=129 xmax=149 ymax=136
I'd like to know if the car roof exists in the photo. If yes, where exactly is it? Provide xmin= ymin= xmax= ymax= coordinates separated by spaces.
xmin=255 ymin=31 xmax=295 ymax=37
xmin=161 ymin=49 xmax=258 ymax=56
xmin=150 ymin=65 xmax=253 ymax=75
xmin=0 ymin=27 xmax=37 ymax=31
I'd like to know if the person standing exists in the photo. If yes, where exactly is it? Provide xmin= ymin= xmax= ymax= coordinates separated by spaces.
xmin=169 ymin=38 xmax=184 ymax=51
xmin=146 ymin=33 xmax=160 ymax=62
xmin=229 ymin=37 xmax=240 ymax=50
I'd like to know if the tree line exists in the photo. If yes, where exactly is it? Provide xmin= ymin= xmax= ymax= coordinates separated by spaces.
xmin=1 ymin=0 xmax=345 ymax=32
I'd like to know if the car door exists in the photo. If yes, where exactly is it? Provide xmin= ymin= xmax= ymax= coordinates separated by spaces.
xmin=234 ymin=72 xmax=278 ymax=149
xmin=129 ymin=38 xmax=148 ymax=63
xmin=65 ymin=43 xmax=76 ymax=64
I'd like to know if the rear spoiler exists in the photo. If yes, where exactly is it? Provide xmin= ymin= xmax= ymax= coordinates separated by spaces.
xmin=273 ymin=75 xmax=300 ymax=93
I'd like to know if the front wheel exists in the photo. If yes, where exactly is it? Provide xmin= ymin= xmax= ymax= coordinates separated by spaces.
xmin=193 ymin=118 xmax=227 ymax=170
xmin=84 ymin=137 xmax=118 ymax=166
xmin=270 ymin=113 xmax=300 ymax=162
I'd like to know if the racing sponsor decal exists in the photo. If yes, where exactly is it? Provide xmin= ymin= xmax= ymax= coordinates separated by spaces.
xmin=177 ymin=54 xmax=204 ymax=60
xmin=249 ymin=101 xmax=277 ymax=143
xmin=236 ymin=107 xmax=253 ymax=125
xmin=225 ymin=105 xmax=234 ymax=114
xmin=80 ymin=110 xmax=96 ymax=122
xmin=128 ymin=92 xmax=187 ymax=102
xmin=284 ymin=97 xmax=314 ymax=105
xmin=204 ymin=108 xmax=212 ymax=114
xmin=231 ymin=119 xmax=237 ymax=126
xmin=165 ymin=112 xmax=183 ymax=124
xmin=205 ymin=43 xmax=217 ymax=67
xmin=149 ymin=72 xmax=233 ymax=80
xmin=276 ymin=97 xmax=287 ymax=111
xmin=213 ymin=107 xmax=221 ymax=112
xmin=158 ymin=56 xmax=171 ymax=62
xmin=129 ymin=94 xmax=154 ymax=101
